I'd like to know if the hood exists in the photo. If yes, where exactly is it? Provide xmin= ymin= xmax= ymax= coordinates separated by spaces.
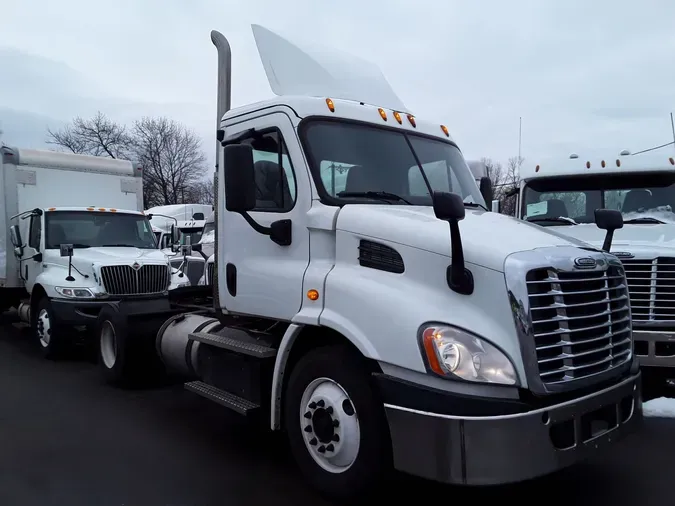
xmin=541 ymin=222 xmax=675 ymax=255
xmin=336 ymin=205 xmax=594 ymax=272
xmin=60 ymin=247 xmax=169 ymax=270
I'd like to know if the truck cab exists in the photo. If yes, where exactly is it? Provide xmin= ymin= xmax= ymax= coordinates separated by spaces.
xmin=516 ymin=151 xmax=675 ymax=370
xmin=0 ymin=147 xmax=185 ymax=357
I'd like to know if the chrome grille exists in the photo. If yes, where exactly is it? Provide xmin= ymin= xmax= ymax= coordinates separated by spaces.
xmin=526 ymin=266 xmax=632 ymax=386
xmin=100 ymin=264 xmax=171 ymax=296
xmin=621 ymin=258 xmax=675 ymax=322
xmin=207 ymin=262 xmax=215 ymax=285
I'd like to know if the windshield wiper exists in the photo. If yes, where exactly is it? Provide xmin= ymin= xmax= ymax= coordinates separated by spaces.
xmin=338 ymin=191 xmax=412 ymax=204
xmin=70 ymin=243 xmax=91 ymax=249
xmin=100 ymin=244 xmax=145 ymax=248
xmin=464 ymin=202 xmax=488 ymax=211
xmin=623 ymin=217 xmax=667 ymax=224
xmin=527 ymin=217 xmax=578 ymax=226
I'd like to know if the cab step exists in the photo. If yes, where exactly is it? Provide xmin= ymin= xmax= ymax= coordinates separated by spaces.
xmin=184 ymin=381 xmax=259 ymax=415
xmin=188 ymin=330 xmax=277 ymax=358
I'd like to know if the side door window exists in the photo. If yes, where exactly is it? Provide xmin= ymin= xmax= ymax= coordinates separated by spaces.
xmin=28 ymin=215 xmax=41 ymax=251
xmin=241 ymin=129 xmax=297 ymax=212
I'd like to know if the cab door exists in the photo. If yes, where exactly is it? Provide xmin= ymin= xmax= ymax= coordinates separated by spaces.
xmin=218 ymin=111 xmax=311 ymax=321
xmin=22 ymin=213 xmax=43 ymax=293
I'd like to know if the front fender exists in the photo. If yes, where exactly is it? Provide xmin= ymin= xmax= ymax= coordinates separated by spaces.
xmin=318 ymin=246 xmax=527 ymax=385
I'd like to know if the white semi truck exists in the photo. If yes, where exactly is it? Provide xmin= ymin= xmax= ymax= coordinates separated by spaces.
xmin=92 ymin=25 xmax=642 ymax=499
xmin=514 ymin=151 xmax=675 ymax=374
xmin=0 ymin=146 xmax=187 ymax=357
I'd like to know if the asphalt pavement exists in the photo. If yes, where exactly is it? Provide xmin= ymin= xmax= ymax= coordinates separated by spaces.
xmin=0 ymin=311 xmax=673 ymax=506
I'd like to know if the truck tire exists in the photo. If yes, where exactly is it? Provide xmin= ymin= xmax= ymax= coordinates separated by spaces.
xmin=34 ymin=297 xmax=68 ymax=359
xmin=96 ymin=305 xmax=143 ymax=388
xmin=284 ymin=345 xmax=392 ymax=500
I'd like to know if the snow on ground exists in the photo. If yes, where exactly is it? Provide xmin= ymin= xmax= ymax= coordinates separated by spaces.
xmin=643 ymin=397 xmax=675 ymax=418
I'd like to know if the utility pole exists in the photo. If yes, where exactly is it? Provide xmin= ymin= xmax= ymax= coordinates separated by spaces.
xmin=670 ymin=112 xmax=675 ymax=154
xmin=518 ymin=116 xmax=522 ymax=162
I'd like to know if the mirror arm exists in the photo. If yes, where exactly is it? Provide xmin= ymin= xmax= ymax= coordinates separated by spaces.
xmin=240 ymin=211 xmax=271 ymax=235
xmin=446 ymin=221 xmax=474 ymax=295
xmin=602 ymin=230 xmax=615 ymax=252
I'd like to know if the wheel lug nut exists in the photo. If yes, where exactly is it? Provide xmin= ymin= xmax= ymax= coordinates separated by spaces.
xmin=309 ymin=402 xmax=317 ymax=409
xmin=332 ymin=434 xmax=340 ymax=442
xmin=325 ymin=444 xmax=334 ymax=452
xmin=333 ymin=419 xmax=340 ymax=428
xmin=317 ymin=399 xmax=325 ymax=408
xmin=309 ymin=438 xmax=317 ymax=446
xmin=304 ymin=425 xmax=313 ymax=433
xmin=318 ymin=445 xmax=326 ymax=453
xmin=303 ymin=411 xmax=312 ymax=419
xmin=326 ymin=406 xmax=333 ymax=414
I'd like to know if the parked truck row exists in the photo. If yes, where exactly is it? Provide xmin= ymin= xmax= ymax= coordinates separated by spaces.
xmin=1 ymin=24 xmax=646 ymax=501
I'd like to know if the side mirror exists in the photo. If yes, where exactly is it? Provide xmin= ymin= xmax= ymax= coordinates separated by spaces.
xmin=9 ymin=225 xmax=22 ymax=248
xmin=594 ymin=209 xmax=623 ymax=252
xmin=170 ymin=224 xmax=178 ymax=245
xmin=432 ymin=191 xmax=473 ymax=295
xmin=479 ymin=176 xmax=493 ymax=205
xmin=432 ymin=191 xmax=465 ymax=222
xmin=224 ymin=144 xmax=256 ymax=213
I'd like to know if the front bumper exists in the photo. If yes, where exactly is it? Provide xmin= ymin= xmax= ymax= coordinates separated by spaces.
xmin=633 ymin=329 xmax=675 ymax=367
xmin=378 ymin=370 xmax=642 ymax=485
xmin=51 ymin=298 xmax=113 ymax=326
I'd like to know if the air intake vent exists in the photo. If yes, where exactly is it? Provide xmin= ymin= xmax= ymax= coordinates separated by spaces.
xmin=358 ymin=240 xmax=404 ymax=274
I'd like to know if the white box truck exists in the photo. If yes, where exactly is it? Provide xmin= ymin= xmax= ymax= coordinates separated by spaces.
xmin=91 ymin=25 xmax=642 ymax=499
xmin=512 ymin=151 xmax=675 ymax=376
xmin=0 ymin=146 xmax=188 ymax=357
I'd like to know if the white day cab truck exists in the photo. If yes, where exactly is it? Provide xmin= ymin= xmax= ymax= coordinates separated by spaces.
xmin=91 ymin=25 xmax=643 ymax=500
xmin=0 ymin=146 xmax=187 ymax=358
xmin=513 ymin=151 xmax=675 ymax=383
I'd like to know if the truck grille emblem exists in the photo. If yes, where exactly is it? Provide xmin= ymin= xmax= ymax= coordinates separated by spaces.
xmin=613 ymin=251 xmax=635 ymax=259
xmin=573 ymin=257 xmax=597 ymax=269
xmin=131 ymin=262 xmax=141 ymax=271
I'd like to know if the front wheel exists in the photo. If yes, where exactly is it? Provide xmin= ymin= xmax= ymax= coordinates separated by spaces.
xmin=34 ymin=297 xmax=68 ymax=359
xmin=284 ymin=345 xmax=392 ymax=500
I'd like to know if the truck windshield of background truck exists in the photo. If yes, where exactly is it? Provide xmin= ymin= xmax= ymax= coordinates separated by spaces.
xmin=44 ymin=211 xmax=157 ymax=249
xmin=177 ymin=227 xmax=203 ymax=246
xmin=199 ymin=221 xmax=215 ymax=244
xmin=521 ymin=172 xmax=675 ymax=225
xmin=301 ymin=120 xmax=484 ymax=207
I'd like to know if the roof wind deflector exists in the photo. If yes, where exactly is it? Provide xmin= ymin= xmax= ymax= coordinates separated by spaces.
xmin=250 ymin=24 xmax=410 ymax=113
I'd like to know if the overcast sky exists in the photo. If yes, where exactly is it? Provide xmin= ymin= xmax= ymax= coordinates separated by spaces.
xmin=1 ymin=0 xmax=675 ymax=171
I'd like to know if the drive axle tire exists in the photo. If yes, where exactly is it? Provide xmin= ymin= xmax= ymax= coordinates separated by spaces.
xmin=34 ymin=297 xmax=68 ymax=360
xmin=284 ymin=345 xmax=392 ymax=500
xmin=96 ymin=305 xmax=143 ymax=387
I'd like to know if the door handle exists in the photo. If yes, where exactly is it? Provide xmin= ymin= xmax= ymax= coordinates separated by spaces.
xmin=226 ymin=263 xmax=237 ymax=297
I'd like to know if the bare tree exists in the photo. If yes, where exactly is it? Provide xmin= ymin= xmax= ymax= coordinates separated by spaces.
xmin=498 ymin=156 xmax=523 ymax=216
xmin=47 ymin=113 xmax=208 ymax=208
xmin=47 ymin=111 xmax=132 ymax=158
xmin=132 ymin=117 xmax=207 ymax=208
xmin=184 ymin=179 xmax=215 ymax=205
xmin=482 ymin=157 xmax=505 ymax=189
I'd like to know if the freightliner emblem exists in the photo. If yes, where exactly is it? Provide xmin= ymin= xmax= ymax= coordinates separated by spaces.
xmin=574 ymin=257 xmax=597 ymax=269
xmin=613 ymin=252 xmax=635 ymax=259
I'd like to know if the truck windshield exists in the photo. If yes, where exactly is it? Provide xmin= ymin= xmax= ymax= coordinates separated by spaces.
xmin=45 ymin=211 xmax=157 ymax=249
xmin=179 ymin=227 xmax=203 ymax=245
xmin=301 ymin=120 xmax=484 ymax=206
xmin=521 ymin=172 xmax=675 ymax=225
xmin=199 ymin=222 xmax=215 ymax=244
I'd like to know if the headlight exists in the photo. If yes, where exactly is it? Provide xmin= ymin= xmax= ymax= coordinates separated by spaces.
xmin=55 ymin=286 xmax=95 ymax=299
xmin=421 ymin=325 xmax=518 ymax=385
